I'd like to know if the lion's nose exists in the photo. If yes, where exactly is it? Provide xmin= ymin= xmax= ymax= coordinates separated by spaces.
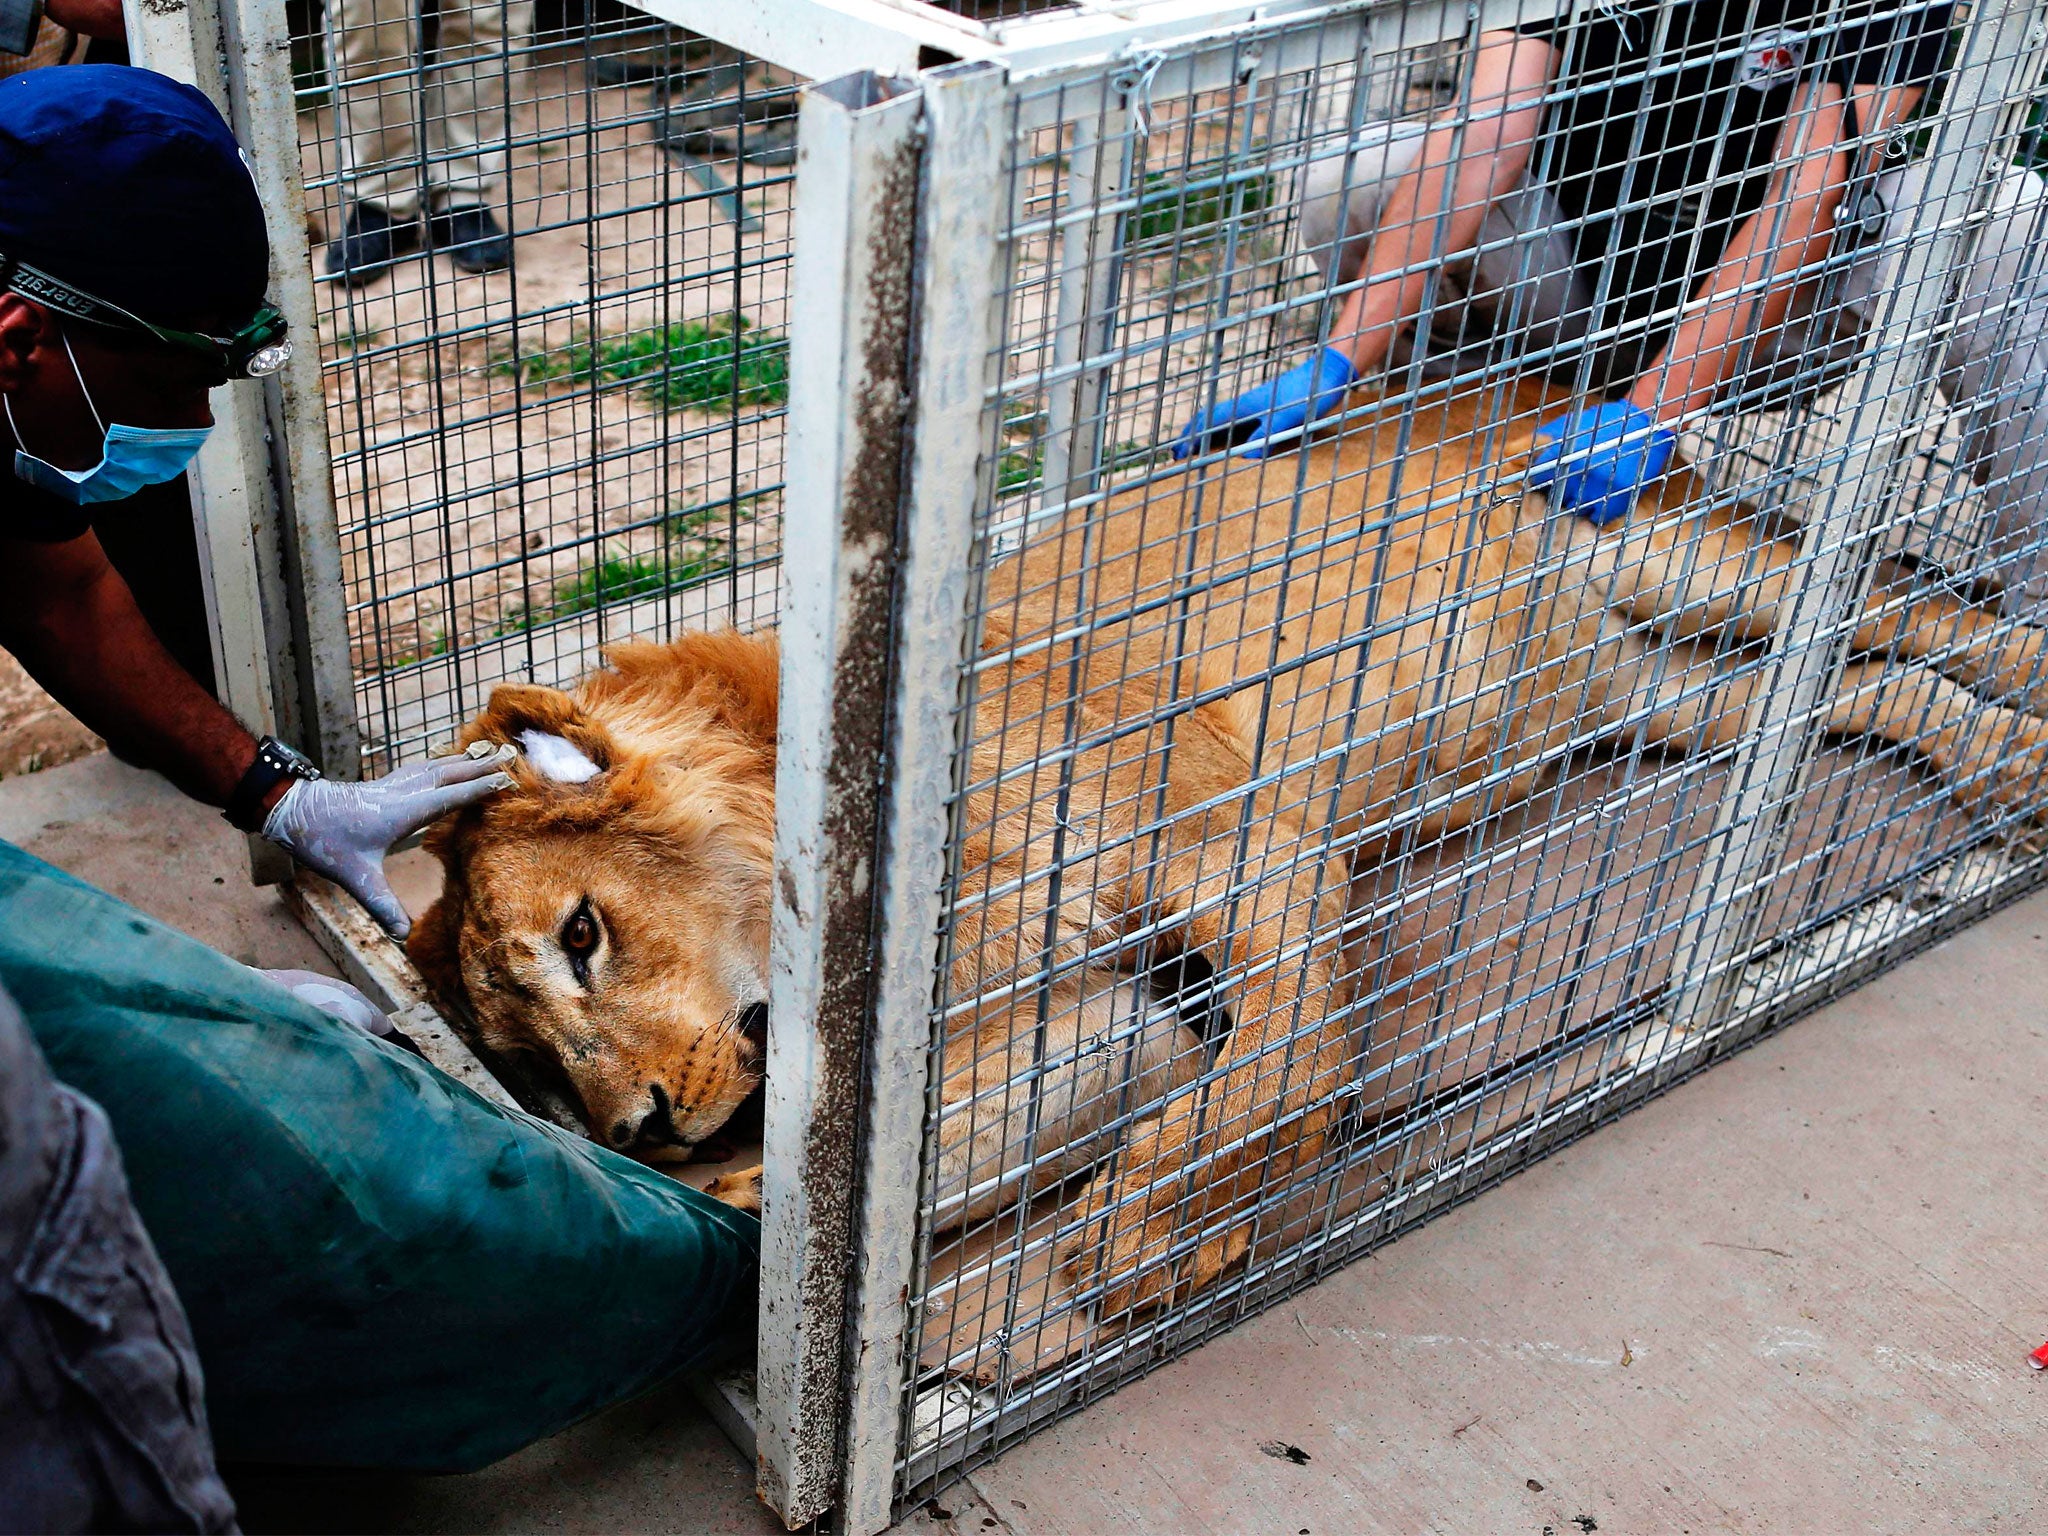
xmin=611 ymin=1082 xmax=686 ymax=1150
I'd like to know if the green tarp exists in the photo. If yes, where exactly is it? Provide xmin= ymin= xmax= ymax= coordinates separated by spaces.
xmin=0 ymin=839 xmax=759 ymax=1472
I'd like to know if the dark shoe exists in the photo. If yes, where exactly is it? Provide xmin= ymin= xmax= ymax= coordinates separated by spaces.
xmin=658 ymin=65 xmax=799 ymax=168
xmin=585 ymin=35 xmax=690 ymax=85
xmin=428 ymin=205 xmax=513 ymax=274
xmin=325 ymin=202 xmax=419 ymax=287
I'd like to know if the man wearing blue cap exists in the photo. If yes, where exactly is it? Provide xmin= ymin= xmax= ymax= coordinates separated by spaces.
xmin=0 ymin=66 xmax=510 ymax=1529
xmin=0 ymin=64 xmax=514 ymax=933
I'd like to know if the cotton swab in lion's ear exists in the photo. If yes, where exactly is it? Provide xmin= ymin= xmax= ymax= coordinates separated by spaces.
xmin=516 ymin=729 xmax=603 ymax=784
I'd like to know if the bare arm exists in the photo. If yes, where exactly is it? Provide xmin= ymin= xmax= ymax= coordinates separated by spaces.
xmin=1627 ymin=81 xmax=1923 ymax=422
xmin=0 ymin=527 xmax=516 ymax=937
xmin=1331 ymin=29 xmax=1554 ymax=375
xmin=0 ymin=531 xmax=258 ymax=807
xmin=44 ymin=0 xmax=124 ymax=37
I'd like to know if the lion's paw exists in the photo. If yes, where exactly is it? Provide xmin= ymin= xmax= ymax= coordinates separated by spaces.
xmin=704 ymin=1165 xmax=763 ymax=1216
xmin=1054 ymin=1170 xmax=1248 ymax=1320
xmin=1953 ymin=725 xmax=2048 ymax=824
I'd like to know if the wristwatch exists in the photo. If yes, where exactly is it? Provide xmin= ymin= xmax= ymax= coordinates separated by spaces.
xmin=226 ymin=735 xmax=321 ymax=833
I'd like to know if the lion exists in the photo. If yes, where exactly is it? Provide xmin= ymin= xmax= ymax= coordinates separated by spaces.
xmin=410 ymin=377 xmax=2048 ymax=1308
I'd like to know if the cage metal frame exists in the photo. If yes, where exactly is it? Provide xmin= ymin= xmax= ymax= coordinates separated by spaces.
xmin=786 ymin=3 xmax=2048 ymax=1529
xmin=143 ymin=0 xmax=2048 ymax=1529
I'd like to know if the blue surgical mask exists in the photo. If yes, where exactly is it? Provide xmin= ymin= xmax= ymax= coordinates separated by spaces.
xmin=5 ymin=333 xmax=213 ymax=505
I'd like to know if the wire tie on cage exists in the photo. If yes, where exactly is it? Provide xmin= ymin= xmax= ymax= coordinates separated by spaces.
xmin=1328 ymin=1079 xmax=1366 ymax=1147
xmin=1590 ymin=0 xmax=1635 ymax=51
xmin=991 ymin=1327 xmax=1015 ymax=1403
xmin=1425 ymin=1121 xmax=1451 ymax=1176
xmin=1110 ymin=47 xmax=1168 ymax=139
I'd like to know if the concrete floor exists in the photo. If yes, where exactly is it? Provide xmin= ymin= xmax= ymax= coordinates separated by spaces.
xmin=7 ymin=751 xmax=2046 ymax=1534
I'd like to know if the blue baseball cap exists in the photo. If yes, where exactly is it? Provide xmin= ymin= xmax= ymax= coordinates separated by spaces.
xmin=0 ymin=65 xmax=271 ymax=337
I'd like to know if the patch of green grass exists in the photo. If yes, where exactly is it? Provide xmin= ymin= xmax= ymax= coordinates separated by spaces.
xmin=996 ymin=405 xmax=1044 ymax=496
xmin=542 ymin=555 xmax=682 ymax=618
xmin=998 ymin=444 xmax=1042 ymax=494
xmin=1130 ymin=167 xmax=1274 ymax=245
xmin=1107 ymin=440 xmax=1160 ymax=475
xmin=498 ymin=549 xmax=727 ymax=633
xmin=665 ymin=497 xmax=751 ymax=541
xmin=335 ymin=324 xmax=382 ymax=355
xmin=496 ymin=317 xmax=788 ymax=413
xmin=385 ymin=628 xmax=450 ymax=668
xmin=496 ymin=494 xmax=748 ymax=635
xmin=995 ymin=431 xmax=1158 ymax=498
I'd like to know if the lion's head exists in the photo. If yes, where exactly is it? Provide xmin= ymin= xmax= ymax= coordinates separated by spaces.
xmin=409 ymin=630 xmax=779 ymax=1161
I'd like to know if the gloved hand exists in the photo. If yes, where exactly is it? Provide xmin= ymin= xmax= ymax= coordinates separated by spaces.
xmin=1174 ymin=346 xmax=1357 ymax=461
xmin=1526 ymin=401 xmax=1678 ymax=527
xmin=263 ymin=741 xmax=517 ymax=938
xmin=253 ymin=967 xmax=392 ymax=1037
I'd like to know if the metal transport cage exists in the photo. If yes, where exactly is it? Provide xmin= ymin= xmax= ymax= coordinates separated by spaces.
xmin=136 ymin=0 xmax=2048 ymax=1528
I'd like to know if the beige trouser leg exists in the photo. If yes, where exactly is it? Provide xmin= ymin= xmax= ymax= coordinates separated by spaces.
xmin=328 ymin=0 xmax=533 ymax=218
xmin=1924 ymin=162 xmax=2048 ymax=615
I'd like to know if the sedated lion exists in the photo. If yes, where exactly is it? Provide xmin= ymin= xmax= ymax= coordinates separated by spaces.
xmin=410 ymin=377 xmax=2048 ymax=1311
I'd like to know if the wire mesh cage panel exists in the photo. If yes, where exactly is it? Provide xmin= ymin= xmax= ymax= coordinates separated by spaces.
xmin=877 ymin=0 xmax=2048 ymax=1505
xmin=181 ymin=0 xmax=2048 ymax=1523
xmin=287 ymin=0 xmax=798 ymax=769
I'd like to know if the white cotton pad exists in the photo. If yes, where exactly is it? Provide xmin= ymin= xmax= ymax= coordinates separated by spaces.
xmin=517 ymin=729 xmax=603 ymax=784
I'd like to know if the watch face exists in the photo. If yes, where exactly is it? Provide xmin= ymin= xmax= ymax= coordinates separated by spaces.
xmin=267 ymin=739 xmax=320 ymax=778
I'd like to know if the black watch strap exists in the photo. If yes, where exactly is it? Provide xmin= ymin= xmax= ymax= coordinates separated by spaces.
xmin=225 ymin=736 xmax=320 ymax=833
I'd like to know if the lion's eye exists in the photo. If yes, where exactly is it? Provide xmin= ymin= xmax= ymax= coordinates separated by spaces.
xmin=560 ymin=902 xmax=600 ymax=981
xmin=562 ymin=909 xmax=597 ymax=955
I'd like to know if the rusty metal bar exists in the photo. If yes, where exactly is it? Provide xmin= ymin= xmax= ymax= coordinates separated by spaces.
xmin=757 ymin=67 xmax=925 ymax=1529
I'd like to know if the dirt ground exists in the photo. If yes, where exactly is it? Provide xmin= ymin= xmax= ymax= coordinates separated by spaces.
xmin=297 ymin=34 xmax=795 ymax=764
xmin=0 ymin=651 xmax=98 ymax=780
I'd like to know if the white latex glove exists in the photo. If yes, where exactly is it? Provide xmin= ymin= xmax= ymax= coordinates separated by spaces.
xmin=254 ymin=967 xmax=393 ymax=1037
xmin=263 ymin=741 xmax=517 ymax=938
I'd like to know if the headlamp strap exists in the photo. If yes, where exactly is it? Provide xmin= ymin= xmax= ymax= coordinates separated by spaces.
xmin=0 ymin=252 xmax=123 ymax=330
xmin=0 ymin=247 xmax=289 ymax=379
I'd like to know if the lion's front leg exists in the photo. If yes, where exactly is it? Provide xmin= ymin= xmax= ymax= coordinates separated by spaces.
xmin=1054 ymin=921 xmax=1353 ymax=1320
xmin=1056 ymin=1113 xmax=1248 ymax=1317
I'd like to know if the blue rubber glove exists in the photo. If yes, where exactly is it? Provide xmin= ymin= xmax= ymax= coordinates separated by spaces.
xmin=1174 ymin=346 xmax=1357 ymax=461
xmin=1526 ymin=401 xmax=1678 ymax=527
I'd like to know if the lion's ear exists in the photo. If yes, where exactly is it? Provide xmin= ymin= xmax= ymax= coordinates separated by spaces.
xmin=604 ymin=629 xmax=779 ymax=749
xmin=462 ymin=682 xmax=621 ymax=776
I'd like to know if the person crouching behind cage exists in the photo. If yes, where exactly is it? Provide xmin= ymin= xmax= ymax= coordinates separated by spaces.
xmin=1178 ymin=3 xmax=2048 ymax=615
xmin=322 ymin=0 xmax=533 ymax=284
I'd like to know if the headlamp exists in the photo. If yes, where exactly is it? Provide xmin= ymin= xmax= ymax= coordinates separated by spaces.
xmin=0 ymin=251 xmax=292 ymax=382
xmin=156 ymin=305 xmax=295 ymax=380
